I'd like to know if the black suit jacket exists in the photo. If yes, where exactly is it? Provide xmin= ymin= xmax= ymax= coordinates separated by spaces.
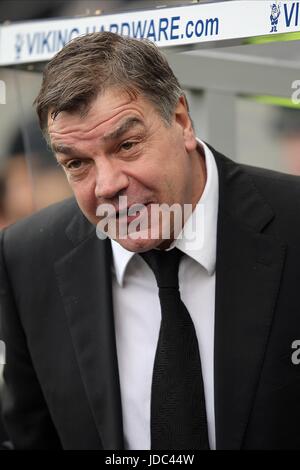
xmin=1 ymin=148 xmax=300 ymax=450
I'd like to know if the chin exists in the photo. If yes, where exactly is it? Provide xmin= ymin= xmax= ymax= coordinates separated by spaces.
xmin=115 ymin=235 xmax=167 ymax=253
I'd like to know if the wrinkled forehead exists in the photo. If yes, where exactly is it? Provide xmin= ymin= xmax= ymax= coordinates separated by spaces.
xmin=47 ymin=87 xmax=155 ymax=130
xmin=47 ymin=88 xmax=155 ymax=147
xmin=48 ymin=88 xmax=126 ymax=121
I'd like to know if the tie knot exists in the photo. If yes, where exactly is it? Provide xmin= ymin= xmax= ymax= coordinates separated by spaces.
xmin=140 ymin=247 xmax=183 ymax=289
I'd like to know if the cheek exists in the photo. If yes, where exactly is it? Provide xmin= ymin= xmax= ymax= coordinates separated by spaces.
xmin=69 ymin=179 xmax=97 ymax=218
xmin=163 ymin=174 xmax=182 ymax=202
xmin=140 ymin=162 xmax=183 ymax=203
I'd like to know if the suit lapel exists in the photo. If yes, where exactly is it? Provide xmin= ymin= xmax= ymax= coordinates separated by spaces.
xmin=213 ymin=152 xmax=286 ymax=449
xmin=55 ymin=212 xmax=124 ymax=450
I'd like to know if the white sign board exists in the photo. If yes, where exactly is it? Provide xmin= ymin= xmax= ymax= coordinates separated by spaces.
xmin=0 ymin=1 xmax=299 ymax=66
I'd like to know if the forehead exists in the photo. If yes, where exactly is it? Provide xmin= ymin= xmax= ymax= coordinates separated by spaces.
xmin=47 ymin=88 xmax=156 ymax=144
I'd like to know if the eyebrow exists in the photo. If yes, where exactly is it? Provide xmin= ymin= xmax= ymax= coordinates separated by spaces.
xmin=52 ymin=116 xmax=145 ymax=159
xmin=102 ymin=116 xmax=145 ymax=142
xmin=52 ymin=144 xmax=86 ymax=159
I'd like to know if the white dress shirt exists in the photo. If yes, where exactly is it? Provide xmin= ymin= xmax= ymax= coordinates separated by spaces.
xmin=111 ymin=139 xmax=219 ymax=450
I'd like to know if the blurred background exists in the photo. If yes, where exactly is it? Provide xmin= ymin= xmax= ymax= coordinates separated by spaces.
xmin=0 ymin=0 xmax=300 ymax=445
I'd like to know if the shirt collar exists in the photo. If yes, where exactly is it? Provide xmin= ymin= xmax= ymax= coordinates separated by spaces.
xmin=111 ymin=139 xmax=219 ymax=286
xmin=111 ymin=238 xmax=135 ymax=287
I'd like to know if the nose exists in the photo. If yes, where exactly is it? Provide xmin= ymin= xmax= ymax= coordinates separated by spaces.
xmin=94 ymin=159 xmax=129 ymax=200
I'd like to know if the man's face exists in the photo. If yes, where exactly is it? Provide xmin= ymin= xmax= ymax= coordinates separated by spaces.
xmin=48 ymin=88 xmax=204 ymax=252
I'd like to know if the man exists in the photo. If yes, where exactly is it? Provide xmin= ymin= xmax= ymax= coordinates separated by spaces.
xmin=1 ymin=32 xmax=300 ymax=450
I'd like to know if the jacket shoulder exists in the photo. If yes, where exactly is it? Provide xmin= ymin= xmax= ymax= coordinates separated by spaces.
xmin=212 ymin=147 xmax=300 ymax=240
xmin=241 ymin=163 xmax=300 ymax=209
xmin=0 ymin=197 xmax=80 ymax=263
xmin=238 ymin=162 xmax=300 ymax=242
xmin=241 ymin=162 xmax=300 ymax=186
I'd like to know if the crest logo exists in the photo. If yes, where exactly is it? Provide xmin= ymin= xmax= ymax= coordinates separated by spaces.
xmin=270 ymin=2 xmax=281 ymax=32
xmin=15 ymin=33 xmax=24 ymax=60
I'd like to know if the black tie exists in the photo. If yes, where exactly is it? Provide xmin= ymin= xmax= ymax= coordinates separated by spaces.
xmin=140 ymin=248 xmax=210 ymax=450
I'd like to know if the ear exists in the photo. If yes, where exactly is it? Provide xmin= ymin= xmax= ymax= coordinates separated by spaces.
xmin=174 ymin=95 xmax=197 ymax=153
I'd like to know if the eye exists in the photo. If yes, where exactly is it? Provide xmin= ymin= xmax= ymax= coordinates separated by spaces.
xmin=65 ymin=159 xmax=83 ymax=170
xmin=120 ymin=141 xmax=136 ymax=151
